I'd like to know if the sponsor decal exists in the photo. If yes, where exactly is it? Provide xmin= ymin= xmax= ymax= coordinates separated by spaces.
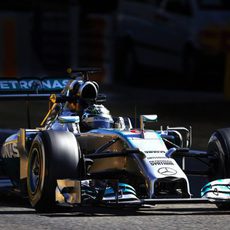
xmin=149 ymin=159 xmax=174 ymax=166
xmin=145 ymin=151 xmax=165 ymax=154
xmin=1 ymin=142 xmax=19 ymax=158
xmin=0 ymin=79 xmax=68 ymax=91
xmin=158 ymin=167 xmax=177 ymax=176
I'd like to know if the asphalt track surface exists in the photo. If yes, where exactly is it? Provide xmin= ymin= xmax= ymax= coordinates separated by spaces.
xmin=0 ymin=84 xmax=230 ymax=229
xmin=0 ymin=196 xmax=229 ymax=230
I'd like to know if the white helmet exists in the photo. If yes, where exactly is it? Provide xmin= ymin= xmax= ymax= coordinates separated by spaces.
xmin=81 ymin=104 xmax=114 ymax=130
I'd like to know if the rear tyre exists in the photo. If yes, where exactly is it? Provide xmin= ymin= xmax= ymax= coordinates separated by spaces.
xmin=207 ymin=128 xmax=230 ymax=209
xmin=27 ymin=130 xmax=82 ymax=212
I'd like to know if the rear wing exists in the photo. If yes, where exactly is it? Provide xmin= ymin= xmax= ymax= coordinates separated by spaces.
xmin=0 ymin=78 xmax=70 ymax=128
xmin=0 ymin=67 xmax=101 ymax=100
xmin=0 ymin=78 xmax=69 ymax=101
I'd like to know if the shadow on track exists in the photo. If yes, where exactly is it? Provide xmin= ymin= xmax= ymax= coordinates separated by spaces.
xmin=0 ymin=194 xmax=229 ymax=217
xmin=41 ymin=205 xmax=230 ymax=218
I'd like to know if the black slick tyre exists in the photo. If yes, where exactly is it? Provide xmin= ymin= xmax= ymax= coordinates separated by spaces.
xmin=27 ymin=130 xmax=82 ymax=212
xmin=207 ymin=128 xmax=230 ymax=209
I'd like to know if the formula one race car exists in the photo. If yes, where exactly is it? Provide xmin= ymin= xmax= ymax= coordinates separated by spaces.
xmin=0 ymin=68 xmax=229 ymax=212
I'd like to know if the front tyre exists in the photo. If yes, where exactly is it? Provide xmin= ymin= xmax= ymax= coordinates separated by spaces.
xmin=27 ymin=131 xmax=82 ymax=212
xmin=207 ymin=128 xmax=230 ymax=209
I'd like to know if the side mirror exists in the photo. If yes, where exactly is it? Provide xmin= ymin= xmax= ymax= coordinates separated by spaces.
xmin=140 ymin=114 xmax=158 ymax=130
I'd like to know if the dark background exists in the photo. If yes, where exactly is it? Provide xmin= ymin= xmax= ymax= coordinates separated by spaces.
xmin=0 ymin=0 xmax=227 ymax=89
xmin=0 ymin=0 xmax=229 ymax=149
xmin=0 ymin=3 xmax=229 ymax=226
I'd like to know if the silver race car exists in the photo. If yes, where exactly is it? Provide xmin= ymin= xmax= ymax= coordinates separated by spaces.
xmin=0 ymin=68 xmax=229 ymax=212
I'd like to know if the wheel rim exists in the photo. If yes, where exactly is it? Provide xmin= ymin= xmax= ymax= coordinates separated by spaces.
xmin=29 ymin=147 xmax=43 ymax=194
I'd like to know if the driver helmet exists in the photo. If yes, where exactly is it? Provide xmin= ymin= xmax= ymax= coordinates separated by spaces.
xmin=81 ymin=104 xmax=114 ymax=130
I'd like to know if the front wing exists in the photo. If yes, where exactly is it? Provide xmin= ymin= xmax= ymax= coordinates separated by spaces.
xmin=55 ymin=179 xmax=220 ymax=208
